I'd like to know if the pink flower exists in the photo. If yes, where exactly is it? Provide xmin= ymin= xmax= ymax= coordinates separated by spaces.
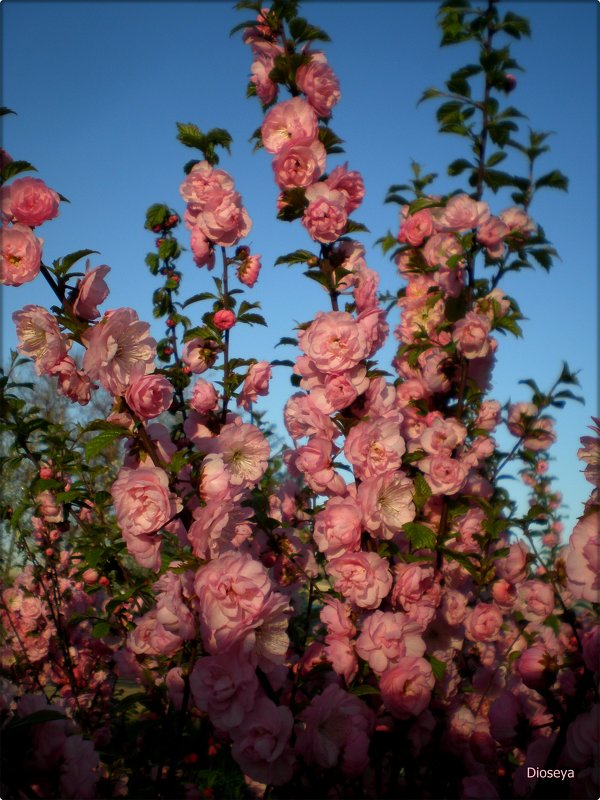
xmin=398 ymin=209 xmax=434 ymax=247
xmin=213 ymin=308 xmax=236 ymax=330
xmin=196 ymin=190 xmax=252 ymax=248
xmin=182 ymin=338 xmax=219 ymax=374
xmin=452 ymin=312 xmax=492 ymax=359
xmin=180 ymin=160 xmax=234 ymax=206
xmin=296 ymin=51 xmax=341 ymax=118
xmin=111 ymin=466 xmax=182 ymax=570
xmin=325 ymin=164 xmax=365 ymax=214
xmin=127 ymin=609 xmax=183 ymax=655
xmin=283 ymin=392 xmax=338 ymax=440
xmin=344 ymin=419 xmax=406 ymax=480
xmin=190 ymin=378 xmax=218 ymax=413
xmin=59 ymin=735 xmax=100 ymax=800
xmin=358 ymin=470 xmax=415 ymax=539
xmin=499 ymin=206 xmax=536 ymax=238
xmin=523 ymin=416 xmax=556 ymax=452
xmin=204 ymin=418 xmax=269 ymax=487
xmin=272 ymin=137 xmax=326 ymax=189
xmin=237 ymin=253 xmax=261 ymax=287
xmin=190 ymin=648 xmax=259 ymax=730
xmin=82 ymin=307 xmax=156 ymax=395
xmin=5 ymin=177 xmax=60 ymax=227
xmin=327 ymin=551 xmax=392 ymax=609
xmin=50 ymin=356 xmax=94 ymax=405
xmin=313 ymin=496 xmax=362 ymax=559
xmin=231 ymin=698 xmax=295 ymax=786
xmin=355 ymin=611 xmax=425 ymax=674
xmin=298 ymin=311 xmax=370 ymax=372
xmin=250 ymin=54 xmax=278 ymax=105
xmin=507 ymin=402 xmax=538 ymax=437
xmin=13 ymin=304 xmax=71 ymax=374
xmin=237 ymin=361 xmax=272 ymax=410
xmin=125 ymin=373 xmax=174 ymax=419
xmin=566 ymin=511 xmax=600 ymax=603
xmin=477 ymin=215 xmax=509 ymax=258
xmin=261 ymin=97 xmax=318 ymax=153
xmin=71 ymin=264 xmax=110 ymax=321
xmin=464 ymin=602 xmax=503 ymax=642
xmin=296 ymin=684 xmax=373 ymax=776
xmin=194 ymin=551 xmax=273 ymax=653
xmin=438 ymin=194 xmax=490 ymax=232
xmin=516 ymin=644 xmax=555 ymax=690
xmin=495 ymin=540 xmax=528 ymax=583
xmin=475 ymin=400 xmax=501 ymax=432
xmin=302 ymin=182 xmax=348 ymax=243
xmin=420 ymin=454 xmax=468 ymax=495
xmin=1 ymin=223 xmax=43 ymax=286
xmin=379 ymin=657 xmax=435 ymax=719
xmin=190 ymin=227 xmax=216 ymax=269
xmin=291 ymin=436 xmax=346 ymax=496
xmin=518 ymin=579 xmax=555 ymax=622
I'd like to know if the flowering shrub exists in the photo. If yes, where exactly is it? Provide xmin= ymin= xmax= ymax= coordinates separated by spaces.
xmin=0 ymin=1 xmax=597 ymax=799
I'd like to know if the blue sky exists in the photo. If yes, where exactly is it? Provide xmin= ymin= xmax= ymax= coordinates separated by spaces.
xmin=1 ymin=1 xmax=597 ymax=532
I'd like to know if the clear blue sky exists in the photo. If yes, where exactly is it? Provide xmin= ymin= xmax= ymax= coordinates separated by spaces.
xmin=1 ymin=1 xmax=597 ymax=533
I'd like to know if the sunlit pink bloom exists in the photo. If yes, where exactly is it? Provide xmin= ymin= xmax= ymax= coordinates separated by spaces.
xmin=190 ymin=378 xmax=218 ymax=414
xmin=475 ymin=399 xmax=501 ymax=432
xmin=506 ymin=401 xmax=538 ymax=437
xmin=313 ymin=495 xmax=362 ymax=559
xmin=190 ymin=227 xmax=216 ymax=269
xmin=13 ymin=304 xmax=71 ymax=374
xmin=250 ymin=54 xmax=278 ymax=105
xmin=272 ymin=137 xmax=326 ymax=189
xmin=190 ymin=647 xmax=259 ymax=730
xmin=420 ymin=416 xmax=467 ymax=455
xmin=231 ymin=698 xmax=295 ymax=786
xmin=179 ymin=160 xmax=234 ymax=206
xmin=327 ymin=551 xmax=392 ymax=609
xmin=380 ymin=657 xmax=435 ymax=719
xmin=237 ymin=253 xmax=261 ymax=287
xmin=296 ymin=684 xmax=374 ymax=776
xmin=420 ymin=454 xmax=468 ymax=495
xmin=398 ymin=208 xmax=434 ymax=247
xmin=344 ymin=418 xmax=406 ymax=480
xmin=358 ymin=470 xmax=415 ymax=539
xmin=127 ymin=609 xmax=183 ymax=655
xmin=298 ymin=311 xmax=370 ymax=372
xmin=464 ymin=602 xmax=503 ymax=642
xmin=237 ymin=361 xmax=272 ymax=411
xmin=438 ymin=193 xmax=490 ymax=231
xmin=283 ymin=392 xmax=338 ymax=440
xmin=72 ymin=264 xmax=110 ymax=320
xmin=452 ymin=311 xmax=492 ymax=359
xmin=567 ymin=511 xmax=600 ymax=603
xmin=182 ymin=338 xmax=218 ymax=374
xmin=196 ymin=190 xmax=252 ymax=248
xmin=194 ymin=551 xmax=272 ymax=653
xmin=523 ymin=416 xmax=556 ymax=452
xmin=325 ymin=163 xmax=365 ymax=214
xmin=296 ymin=51 xmax=341 ymax=118
xmin=578 ymin=419 xmax=600 ymax=485
xmin=261 ymin=97 xmax=318 ymax=154
xmin=499 ymin=206 xmax=536 ymax=238
xmin=477 ymin=215 xmax=508 ymax=257
xmin=291 ymin=436 xmax=346 ymax=496
xmin=1 ymin=223 xmax=43 ymax=286
xmin=50 ymin=355 xmax=94 ymax=405
xmin=356 ymin=611 xmax=425 ymax=674
xmin=213 ymin=308 xmax=236 ymax=330
xmin=517 ymin=579 xmax=555 ymax=622
xmin=82 ymin=307 xmax=156 ymax=395
xmin=125 ymin=373 xmax=173 ymax=419
xmin=495 ymin=540 xmax=529 ymax=583
xmin=5 ymin=177 xmax=60 ymax=227
xmin=302 ymin=182 xmax=348 ymax=243
xmin=204 ymin=418 xmax=269 ymax=487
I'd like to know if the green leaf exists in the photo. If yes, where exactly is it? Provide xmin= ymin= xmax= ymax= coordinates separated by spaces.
xmin=535 ymin=170 xmax=568 ymax=192
xmin=428 ymin=655 xmax=447 ymax=681
xmin=413 ymin=473 xmax=432 ymax=511
xmin=448 ymin=158 xmax=473 ymax=176
xmin=1 ymin=160 xmax=38 ymax=181
xmin=274 ymin=249 xmax=317 ymax=266
xmin=275 ymin=336 xmax=298 ymax=348
xmin=92 ymin=621 xmax=110 ymax=638
xmin=10 ymin=710 xmax=66 ymax=729
xmin=176 ymin=121 xmax=206 ymax=150
xmin=53 ymin=249 xmax=99 ymax=276
xmin=344 ymin=219 xmax=369 ymax=234
xmin=349 ymin=684 xmax=380 ymax=697
xmin=417 ymin=87 xmax=443 ymax=106
xmin=403 ymin=522 xmax=436 ymax=551
xmin=238 ymin=312 xmax=267 ymax=326
xmin=84 ymin=429 xmax=126 ymax=461
xmin=182 ymin=292 xmax=216 ymax=308
xmin=0 ymin=107 xmax=16 ymax=117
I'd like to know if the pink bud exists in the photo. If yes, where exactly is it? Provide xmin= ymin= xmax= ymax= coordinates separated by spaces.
xmin=213 ymin=309 xmax=236 ymax=331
